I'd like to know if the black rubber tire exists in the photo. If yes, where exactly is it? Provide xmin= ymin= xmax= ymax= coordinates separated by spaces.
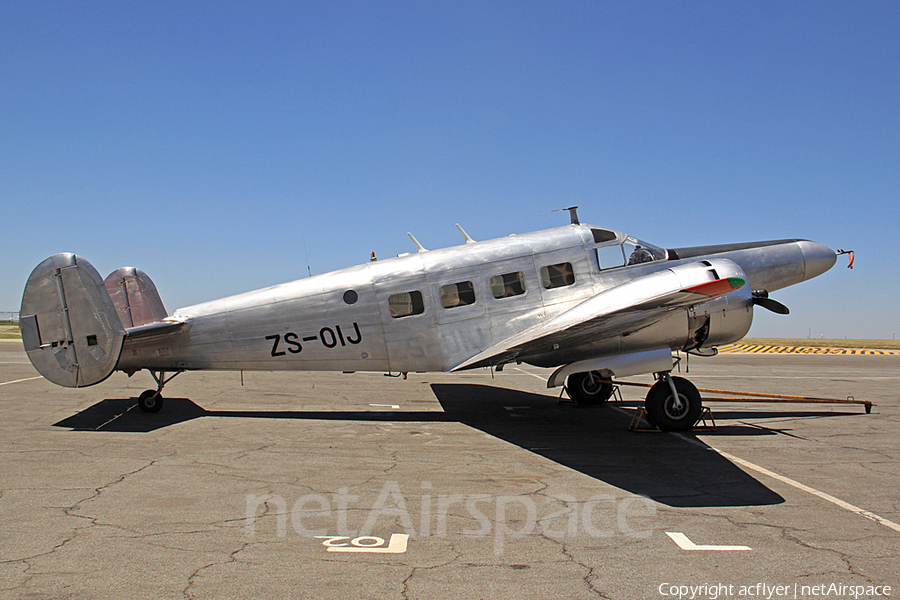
xmin=566 ymin=371 xmax=614 ymax=405
xmin=644 ymin=376 xmax=702 ymax=431
xmin=138 ymin=389 xmax=164 ymax=413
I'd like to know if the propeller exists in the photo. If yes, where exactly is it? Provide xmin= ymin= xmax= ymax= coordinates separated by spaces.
xmin=752 ymin=289 xmax=789 ymax=315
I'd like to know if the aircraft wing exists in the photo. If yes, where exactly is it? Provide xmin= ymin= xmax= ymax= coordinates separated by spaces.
xmin=450 ymin=261 xmax=747 ymax=372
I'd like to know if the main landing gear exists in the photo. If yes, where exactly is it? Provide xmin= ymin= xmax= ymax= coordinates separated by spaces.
xmin=565 ymin=370 xmax=703 ymax=431
xmin=643 ymin=373 xmax=702 ymax=431
xmin=136 ymin=370 xmax=184 ymax=413
xmin=565 ymin=371 xmax=615 ymax=405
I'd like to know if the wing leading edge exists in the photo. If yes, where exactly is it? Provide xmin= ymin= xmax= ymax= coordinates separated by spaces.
xmin=450 ymin=259 xmax=748 ymax=372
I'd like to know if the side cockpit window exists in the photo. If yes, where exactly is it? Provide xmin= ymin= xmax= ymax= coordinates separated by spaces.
xmin=389 ymin=291 xmax=425 ymax=318
xmin=591 ymin=228 xmax=617 ymax=244
xmin=596 ymin=236 xmax=667 ymax=271
xmin=624 ymin=238 xmax=668 ymax=265
xmin=541 ymin=262 xmax=575 ymax=289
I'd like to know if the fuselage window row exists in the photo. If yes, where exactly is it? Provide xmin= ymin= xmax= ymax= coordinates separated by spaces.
xmin=389 ymin=262 xmax=578 ymax=318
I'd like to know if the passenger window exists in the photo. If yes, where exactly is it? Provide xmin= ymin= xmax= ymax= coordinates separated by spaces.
xmin=540 ymin=262 xmax=575 ymax=289
xmin=440 ymin=281 xmax=476 ymax=309
xmin=389 ymin=291 xmax=425 ymax=318
xmin=490 ymin=272 xmax=526 ymax=298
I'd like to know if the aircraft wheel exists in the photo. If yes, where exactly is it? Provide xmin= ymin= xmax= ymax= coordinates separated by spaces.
xmin=566 ymin=371 xmax=614 ymax=405
xmin=644 ymin=376 xmax=701 ymax=431
xmin=138 ymin=390 xmax=164 ymax=413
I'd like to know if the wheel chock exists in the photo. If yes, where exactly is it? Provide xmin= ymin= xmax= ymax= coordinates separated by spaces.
xmin=628 ymin=406 xmax=718 ymax=432
xmin=693 ymin=406 xmax=717 ymax=431
xmin=557 ymin=385 xmax=623 ymax=406
xmin=557 ymin=387 xmax=578 ymax=406
xmin=629 ymin=408 xmax=661 ymax=432
xmin=609 ymin=385 xmax=624 ymax=403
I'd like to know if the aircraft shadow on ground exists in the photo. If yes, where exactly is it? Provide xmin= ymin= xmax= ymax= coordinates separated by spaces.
xmin=52 ymin=398 xmax=456 ymax=433
xmin=51 ymin=382 xmax=822 ymax=508
xmin=429 ymin=384 xmax=785 ymax=508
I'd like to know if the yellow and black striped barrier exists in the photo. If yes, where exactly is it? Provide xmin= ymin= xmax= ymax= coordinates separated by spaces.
xmin=718 ymin=344 xmax=900 ymax=355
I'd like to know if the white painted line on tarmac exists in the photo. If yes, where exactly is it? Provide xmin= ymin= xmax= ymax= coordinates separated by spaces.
xmin=672 ymin=433 xmax=900 ymax=535
xmin=0 ymin=376 xmax=43 ymax=386
xmin=513 ymin=368 xmax=550 ymax=382
xmin=369 ymin=404 xmax=400 ymax=409
xmin=665 ymin=531 xmax=751 ymax=551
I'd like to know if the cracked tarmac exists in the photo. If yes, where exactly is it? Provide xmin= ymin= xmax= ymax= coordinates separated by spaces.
xmin=1 ymin=339 xmax=898 ymax=599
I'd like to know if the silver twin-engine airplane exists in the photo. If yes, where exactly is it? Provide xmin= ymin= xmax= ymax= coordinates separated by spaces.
xmin=20 ymin=209 xmax=837 ymax=431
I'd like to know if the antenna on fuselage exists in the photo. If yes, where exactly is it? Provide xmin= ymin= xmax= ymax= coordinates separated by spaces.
xmin=455 ymin=224 xmax=476 ymax=244
xmin=302 ymin=238 xmax=312 ymax=277
xmin=541 ymin=206 xmax=580 ymax=225
xmin=407 ymin=233 xmax=428 ymax=252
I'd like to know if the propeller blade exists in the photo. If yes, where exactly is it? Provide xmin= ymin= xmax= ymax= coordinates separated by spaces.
xmin=753 ymin=296 xmax=790 ymax=315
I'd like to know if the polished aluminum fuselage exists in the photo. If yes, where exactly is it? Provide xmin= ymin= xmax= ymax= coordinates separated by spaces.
xmin=114 ymin=224 xmax=835 ymax=376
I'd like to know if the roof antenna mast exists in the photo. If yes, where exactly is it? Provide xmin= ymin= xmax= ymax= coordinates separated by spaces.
xmin=302 ymin=238 xmax=312 ymax=277
xmin=541 ymin=206 xmax=580 ymax=225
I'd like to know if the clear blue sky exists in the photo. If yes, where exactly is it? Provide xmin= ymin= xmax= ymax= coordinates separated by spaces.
xmin=2 ymin=1 xmax=897 ymax=339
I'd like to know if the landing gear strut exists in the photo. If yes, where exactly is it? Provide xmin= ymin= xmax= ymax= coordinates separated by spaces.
xmin=644 ymin=373 xmax=702 ymax=431
xmin=137 ymin=370 xmax=184 ymax=413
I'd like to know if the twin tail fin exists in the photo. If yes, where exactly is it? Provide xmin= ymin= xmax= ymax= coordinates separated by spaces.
xmin=20 ymin=254 xmax=169 ymax=387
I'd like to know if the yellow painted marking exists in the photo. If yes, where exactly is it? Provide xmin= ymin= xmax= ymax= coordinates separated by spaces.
xmin=719 ymin=344 xmax=900 ymax=355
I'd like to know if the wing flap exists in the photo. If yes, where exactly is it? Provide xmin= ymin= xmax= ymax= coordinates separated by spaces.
xmin=451 ymin=260 xmax=746 ymax=372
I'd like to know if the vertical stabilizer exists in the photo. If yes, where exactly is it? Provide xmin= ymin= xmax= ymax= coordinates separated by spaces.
xmin=104 ymin=267 xmax=168 ymax=328
xmin=20 ymin=254 xmax=125 ymax=387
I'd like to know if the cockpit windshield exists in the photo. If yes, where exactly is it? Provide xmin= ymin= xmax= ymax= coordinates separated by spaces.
xmin=593 ymin=234 xmax=667 ymax=270
xmin=624 ymin=237 xmax=667 ymax=264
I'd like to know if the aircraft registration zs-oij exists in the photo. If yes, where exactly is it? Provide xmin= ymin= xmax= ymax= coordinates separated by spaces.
xmin=20 ymin=208 xmax=837 ymax=431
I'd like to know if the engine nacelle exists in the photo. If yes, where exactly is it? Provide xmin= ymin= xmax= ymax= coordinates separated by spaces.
xmin=682 ymin=259 xmax=753 ymax=352
xmin=543 ymin=259 xmax=754 ymax=389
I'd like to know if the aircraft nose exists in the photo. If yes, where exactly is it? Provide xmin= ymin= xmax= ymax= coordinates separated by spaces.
xmin=797 ymin=240 xmax=836 ymax=281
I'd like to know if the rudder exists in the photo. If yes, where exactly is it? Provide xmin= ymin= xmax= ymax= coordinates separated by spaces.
xmin=20 ymin=254 xmax=126 ymax=387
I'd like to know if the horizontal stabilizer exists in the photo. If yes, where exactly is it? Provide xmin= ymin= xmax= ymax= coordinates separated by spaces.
xmin=124 ymin=318 xmax=189 ymax=341
xmin=451 ymin=259 xmax=749 ymax=372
